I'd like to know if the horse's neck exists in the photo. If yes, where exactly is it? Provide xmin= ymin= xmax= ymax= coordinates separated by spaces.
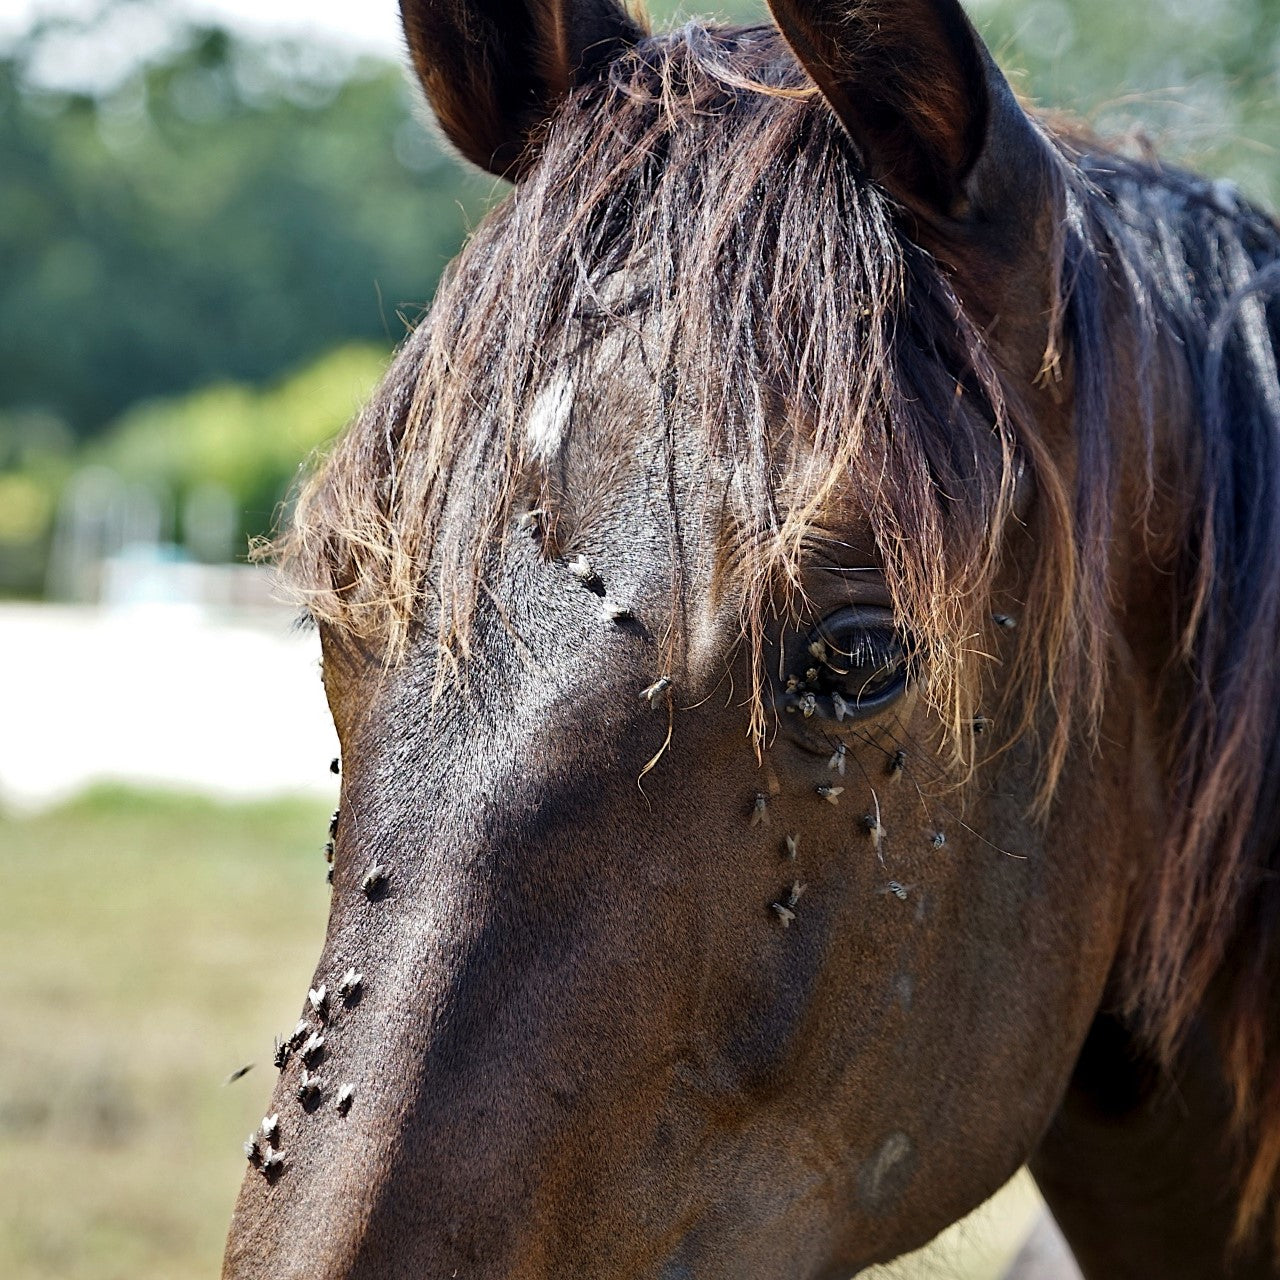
xmin=1032 ymin=1009 xmax=1280 ymax=1279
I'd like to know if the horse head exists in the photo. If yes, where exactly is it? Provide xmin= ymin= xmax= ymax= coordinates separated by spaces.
xmin=224 ymin=2 xmax=1280 ymax=1276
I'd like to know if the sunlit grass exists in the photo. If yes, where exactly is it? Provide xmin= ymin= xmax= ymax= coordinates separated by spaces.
xmin=0 ymin=788 xmax=332 ymax=1280
xmin=0 ymin=786 xmax=1036 ymax=1278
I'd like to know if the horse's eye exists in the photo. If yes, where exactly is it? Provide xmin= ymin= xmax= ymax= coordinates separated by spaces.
xmin=785 ymin=607 xmax=911 ymax=721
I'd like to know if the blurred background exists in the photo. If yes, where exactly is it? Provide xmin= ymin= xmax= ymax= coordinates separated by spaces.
xmin=1 ymin=0 xmax=1276 ymax=1275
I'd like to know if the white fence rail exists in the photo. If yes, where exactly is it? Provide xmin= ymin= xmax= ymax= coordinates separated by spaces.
xmin=0 ymin=601 xmax=338 ymax=811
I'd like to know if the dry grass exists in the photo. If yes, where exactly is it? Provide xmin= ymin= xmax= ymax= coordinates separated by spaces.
xmin=870 ymin=1174 xmax=1041 ymax=1280
xmin=0 ymin=788 xmax=332 ymax=1280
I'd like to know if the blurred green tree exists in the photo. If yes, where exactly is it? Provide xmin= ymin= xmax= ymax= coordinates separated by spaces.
xmin=974 ymin=0 xmax=1280 ymax=197
xmin=0 ymin=10 xmax=487 ymax=442
xmin=92 ymin=341 xmax=389 ymax=546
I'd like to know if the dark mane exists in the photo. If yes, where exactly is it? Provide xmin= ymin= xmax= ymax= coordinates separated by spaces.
xmin=1085 ymin=153 xmax=1280 ymax=1230
xmin=280 ymin=20 xmax=1280 ymax=1234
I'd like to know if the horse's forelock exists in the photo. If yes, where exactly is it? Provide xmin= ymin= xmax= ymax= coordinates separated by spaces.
xmin=282 ymin=24 xmax=1075 ymax=768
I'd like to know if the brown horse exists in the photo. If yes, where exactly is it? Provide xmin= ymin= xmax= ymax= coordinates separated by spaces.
xmin=222 ymin=1 xmax=1280 ymax=1276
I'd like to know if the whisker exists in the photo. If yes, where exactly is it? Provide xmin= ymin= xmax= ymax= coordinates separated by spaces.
xmin=843 ymin=723 xmax=942 ymax=836
xmin=879 ymin=717 xmax=953 ymax=789
xmin=930 ymin=802 xmax=1028 ymax=861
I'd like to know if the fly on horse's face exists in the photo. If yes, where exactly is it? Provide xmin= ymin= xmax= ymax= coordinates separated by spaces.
xmin=226 ymin=0 xmax=1280 ymax=1277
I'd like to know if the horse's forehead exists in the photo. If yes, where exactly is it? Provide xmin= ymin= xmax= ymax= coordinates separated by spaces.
xmin=512 ymin=334 xmax=734 ymax=563
xmin=339 ymin=448 xmax=733 ymax=809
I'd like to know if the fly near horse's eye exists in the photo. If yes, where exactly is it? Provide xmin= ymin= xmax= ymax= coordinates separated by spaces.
xmin=787 ymin=606 xmax=910 ymax=721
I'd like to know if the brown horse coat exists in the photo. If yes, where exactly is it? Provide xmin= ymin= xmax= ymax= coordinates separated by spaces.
xmin=224 ymin=1 xmax=1280 ymax=1275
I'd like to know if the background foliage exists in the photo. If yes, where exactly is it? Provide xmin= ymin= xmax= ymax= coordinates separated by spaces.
xmin=1 ymin=14 xmax=486 ymax=439
xmin=2 ymin=0 xmax=1279 ymax=596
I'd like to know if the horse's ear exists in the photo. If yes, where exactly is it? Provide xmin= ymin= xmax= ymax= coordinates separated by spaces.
xmin=764 ymin=0 xmax=1049 ymax=228
xmin=399 ymin=0 xmax=645 ymax=180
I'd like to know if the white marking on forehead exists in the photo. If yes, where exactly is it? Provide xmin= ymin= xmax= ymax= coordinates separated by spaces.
xmin=525 ymin=373 xmax=574 ymax=461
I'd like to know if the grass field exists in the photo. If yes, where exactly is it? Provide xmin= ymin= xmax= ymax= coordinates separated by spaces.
xmin=0 ymin=788 xmax=332 ymax=1280
xmin=0 ymin=788 xmax=1037 ymax=1279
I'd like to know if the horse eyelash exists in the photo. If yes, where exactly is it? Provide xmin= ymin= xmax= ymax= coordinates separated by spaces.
xmin=828 ymin=631 xmax=902 ymax=669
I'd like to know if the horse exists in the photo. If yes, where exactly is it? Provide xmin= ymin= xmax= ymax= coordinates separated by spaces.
xmin=222 ymin=0 xmax=1280 ymax=1276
